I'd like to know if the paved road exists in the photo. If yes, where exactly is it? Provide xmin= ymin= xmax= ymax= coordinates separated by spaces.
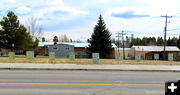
xmin=0 ymin=70 xmax=180 ymax=95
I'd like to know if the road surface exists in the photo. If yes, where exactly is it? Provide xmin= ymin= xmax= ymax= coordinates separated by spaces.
xmin=0 ymin=70 xmax=180 ymax=95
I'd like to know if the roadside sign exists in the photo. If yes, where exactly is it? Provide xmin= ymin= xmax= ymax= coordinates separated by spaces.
xmin=135 ymin=55 xmax=141 ymax=62
xmin=26 ymin=51 xmax=34 ymax=60
xmin=168 ymin=53 xmax=173 ymax=61
xmin=92 ymin=53 xmax=99 ymax=64
xmin=154 ymin=54 xmax=159 ymax=60
xmin=49 ymin=52 xmax=55 ymax=60
xmin=9 ymin=52 xmax=15 ymax=59
xmin=69 ymin=52 xmax=75 ymax=61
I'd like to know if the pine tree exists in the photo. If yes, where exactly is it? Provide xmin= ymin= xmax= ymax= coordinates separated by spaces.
xmin=14 ymin=25 xmax=34 ymax=50
xmin=133 ymin=38 xmax=141 ymax=45
xmin=89 ymin=15 xmax=112 ymax=58
xmin=126 ymin=36 xmax=130 ymax=48
xmin=167 ymin=37 xmax=171 ymax=46
xmin=42 ymin=37 xmax=45 ymax=42
xmin=142 ymin=37 xmax=148 ymax=45
xmin=0 ymin=11 xmax=19 ymax=51
xmin=171 ymin=37 xmax=178 ymax=46
xmin=178 ymin=35 xmax=180 ymax=49
xmin=53 ymin=36 xmax=58 ymax=44
xmin=0 ymin=11 xmax=33 ymax=51
xmin=157 ymin=37 xmax=164 ymax=46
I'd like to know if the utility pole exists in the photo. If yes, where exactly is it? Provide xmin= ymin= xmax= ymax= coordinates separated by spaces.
xmin=120 ymin=30 xmax=126 ymax=60
xmin=116 ymin=32 xmax=121 ymax=54
xmin=161 ymin=15 xmax=172 ymax=60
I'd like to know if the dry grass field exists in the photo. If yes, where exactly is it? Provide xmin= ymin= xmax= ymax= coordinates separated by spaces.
xmin=115 ymin=50 xmax=129 ymax=57
xmin=0 ymin=56 xmax=180 ymax=65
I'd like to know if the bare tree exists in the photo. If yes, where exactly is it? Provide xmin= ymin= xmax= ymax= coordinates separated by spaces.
xmin=63 ymin=34 xmax=69 ymax=42
xmin=59 ymin=35 xmax=64 ymax=42
xmin=59 ymin=34 xmax=69 ymax=42
xmin=26 ymin=16 xmax=43 ymax=41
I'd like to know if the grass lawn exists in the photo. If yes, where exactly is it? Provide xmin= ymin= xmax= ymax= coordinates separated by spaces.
xmin=0 ymin=56 xmax=179 ymax=65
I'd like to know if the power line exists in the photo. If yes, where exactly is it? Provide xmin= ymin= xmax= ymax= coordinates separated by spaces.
xmin=161 ymin=15 xmax=172 ymax=60
xmin=167 ymin=28 xmax=180 ymax=31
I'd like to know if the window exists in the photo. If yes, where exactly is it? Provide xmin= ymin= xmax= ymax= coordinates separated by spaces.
xmin=53 ymin=47 xmax=57 ymax=50
xmin=66 ymin=47 xmax=70 ymax=50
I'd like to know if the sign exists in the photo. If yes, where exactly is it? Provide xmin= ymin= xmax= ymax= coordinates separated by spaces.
xmin=69 ymin=52 xmax=75 ymax=61
xmin=115 ymin=53 xmax=121 ymax=61
xmin=154 ymin=54 xmax=159 ymax=60
xmin=9 ymin=52 xmax=15 ymax=59
xmin=135 ymin=55 xmax=141 ymax=62
xmin=26 ymin=51 xmax=34 ymax=60
xmin=49 ymin=52 xmax=55 ymax=60
xmin=168 ymin=53 xmax=173 ymax=61
xmin=92 ymin=53 xmax=99 ymax=64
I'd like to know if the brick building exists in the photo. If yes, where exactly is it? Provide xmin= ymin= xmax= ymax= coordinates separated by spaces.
xmin=128 ymin=46 xmax=180 ymax=61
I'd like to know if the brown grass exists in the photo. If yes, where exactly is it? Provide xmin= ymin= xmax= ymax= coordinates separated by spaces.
xmin=0 ymin=57 xmax=180 ymax=65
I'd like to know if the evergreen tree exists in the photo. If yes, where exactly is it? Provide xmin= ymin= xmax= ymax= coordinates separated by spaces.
xmin=14 ymin=25 xmax=33 ymax=50
xmin=178 ymin=35 xmax=180 ymax=49
xmin=88 ymin=14 xmax=112 ymax=58
xmin=70 ymin=38 xmax=72 ymax=42
xmin=142 ymin=37 xmax=148 ymax=45
xmin=133 ymin=38 xmax=141 ymax=45
xmin=0 ymin=11 xmax=33 ymax=51
xmin=42 ymin=37 xmax=45 ymax=42
xmin=167 ymin=37 xmax=171 ymax=46
xmin=125 ymin=36 xmax=130 ymax=48
xmin=157 ymin=37 xmax=164 ymax=46
xmin=0 ymin=30 xmax=3 ymax=49
xmin=171 ymin=37 xmax=178 ymax=46
xmin=53 ymin=36 xmax=58 ymax=44
xmin=147 ymin=37 xmax=156 ymax=45
xmin=0 ymin=11 xmax=19 ymax=51
xmin=152 ymin=37 xmax=156 ymax=45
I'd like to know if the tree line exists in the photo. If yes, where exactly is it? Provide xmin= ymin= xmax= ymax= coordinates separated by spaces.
xmin=130 ymin=36 xmax=180 ymax=48
xmin=112 ymin=36 xmax=180 ymax=49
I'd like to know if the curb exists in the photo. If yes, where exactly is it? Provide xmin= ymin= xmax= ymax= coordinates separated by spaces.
xmin=0 ymin=67 xmax=180 ymax=72
xmin=0 ymin=63 xmax=180 ymax=72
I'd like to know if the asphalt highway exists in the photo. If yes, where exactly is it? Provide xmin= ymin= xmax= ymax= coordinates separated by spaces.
xmin=0 ymin=70 xmax=180 ymax=95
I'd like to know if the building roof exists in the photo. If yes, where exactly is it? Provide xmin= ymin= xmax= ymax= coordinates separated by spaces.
xmin=132 ymin=46 xmax=180 ymax=52
xmin=39 ymin=42 xmax=117 ymax=48
xmin=117 ymin=48 xmax=131 ymax=50
xmin=38 ymin=42 xmax=54 ymax=47
xmin=57 ymin=42 xmax=89 ymax=48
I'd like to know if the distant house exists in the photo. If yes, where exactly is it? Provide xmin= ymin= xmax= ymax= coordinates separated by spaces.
xmin=128 ymin=46 xmax=180 ymax=61
xmin=38 ymin=42 xmax=117 ymax=58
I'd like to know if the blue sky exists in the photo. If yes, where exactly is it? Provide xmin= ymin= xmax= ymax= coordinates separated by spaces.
xmin=0 ymin=0 xmax=180 ymax=41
